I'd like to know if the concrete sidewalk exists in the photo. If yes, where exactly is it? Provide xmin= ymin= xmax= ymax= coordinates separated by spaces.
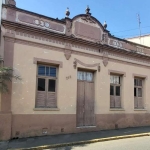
xmin=1 ymin=126 xmax=150 ymax=150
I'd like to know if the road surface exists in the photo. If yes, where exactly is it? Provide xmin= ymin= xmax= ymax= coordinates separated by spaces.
xmin=49 ymin=136 xmax=150 ymax=150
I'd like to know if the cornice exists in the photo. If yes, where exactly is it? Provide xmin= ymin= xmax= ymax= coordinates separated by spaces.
xmin=3 ymin=20 xmax=150 ymax=55
xmin=108 ymin=35 xmax=150 ymax=50
xmin=74 ymin=58 xmax=100 ymax=72
xmin=2 ymin=20 xmax=101 ymax=48
xmin=4 ymin=35 xmax=150 ymax=69
xmin=74 ymin=58 xmax=100 ymax=68
xmin=108 ymin=70 xmax=126 ymax=77
xmin=33 ymin=58 xmax=63 ymax=68
xmin=2 ymin=4 xmax=66 ymax=25
xmin=3 ymin=27 xmax=150 ymax=69
xmin=2 ymin=5 xmax=150 ymax=51
xmin=132 ymin=73 xmax=148 ymax=80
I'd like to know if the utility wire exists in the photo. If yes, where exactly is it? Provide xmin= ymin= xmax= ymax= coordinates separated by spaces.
xmin=111 ymin=25 xmax=150 ymax=34
xmin=117 ymin=32 xmax=150 ymax=38
xmin=137 ymin=13 xmax=141 ymax=44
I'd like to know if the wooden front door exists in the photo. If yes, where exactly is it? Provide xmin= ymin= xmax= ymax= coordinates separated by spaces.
xmin=77 ymin=71 xmax=95 ymax=127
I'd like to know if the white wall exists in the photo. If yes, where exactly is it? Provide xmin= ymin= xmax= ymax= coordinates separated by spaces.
xmin=127 ymin=35 xmax=150 ymax=47
xmin=0 ymin=0 xmax=5 ymax=26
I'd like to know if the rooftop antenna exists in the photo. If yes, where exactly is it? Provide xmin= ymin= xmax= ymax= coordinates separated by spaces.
xmin=137 ymin=13 xmax=141 ymax=44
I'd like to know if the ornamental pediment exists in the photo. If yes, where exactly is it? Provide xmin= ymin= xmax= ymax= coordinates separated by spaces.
xmin=2 ymin=7 xmax=66 ymax=34
xmin=2 ymin=3 xmax=150 ymax=56
xmin=72 ymin=15 xmax=103 ymax=42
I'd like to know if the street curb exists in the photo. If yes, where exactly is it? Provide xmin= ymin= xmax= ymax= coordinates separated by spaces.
xmin=9 ymin=133 xmax=150 ymax=150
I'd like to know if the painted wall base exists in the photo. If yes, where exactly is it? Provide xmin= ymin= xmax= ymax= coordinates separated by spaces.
xmin=1 ymin=113 xmax=150 ymax=140
xmin=11 ymin=113 xmax=150 ymax=139
xmin=0 ymin=113 xmax=12 ymax=141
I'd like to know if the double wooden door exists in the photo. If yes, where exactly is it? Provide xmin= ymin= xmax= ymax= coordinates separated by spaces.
xmin=77 ymin=71 xmax=95 ymax=127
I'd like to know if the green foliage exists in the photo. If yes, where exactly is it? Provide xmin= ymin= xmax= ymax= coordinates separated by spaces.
xmin=0 ymin=57 xmax=21 ymax=93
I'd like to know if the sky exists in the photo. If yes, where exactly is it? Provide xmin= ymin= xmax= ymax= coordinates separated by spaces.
xmin=15 ymin=0 xmax=150 ymax=39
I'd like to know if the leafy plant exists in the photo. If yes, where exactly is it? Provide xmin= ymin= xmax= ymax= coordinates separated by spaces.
xmin=0 ymin=57 xmax=21 ymax=93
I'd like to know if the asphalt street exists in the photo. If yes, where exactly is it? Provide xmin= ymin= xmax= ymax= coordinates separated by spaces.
xmin=2 ymin=127 xmax=150 ymax=150
xmin=49 ymin=136 xmax=150 ymax=150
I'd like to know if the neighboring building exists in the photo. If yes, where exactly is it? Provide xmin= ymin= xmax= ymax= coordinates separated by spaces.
xmin=0 ymin=0 xmax=5 ymax=134
xmin=0 ymin=0 xmax=5 ymax=50
xmin=127 ymin=34 xmax=150 ymax=47
xmin=1 ymin=0 xmax=150 ymax=141
xmin=0 ymin=0 xmax=5 ymax=26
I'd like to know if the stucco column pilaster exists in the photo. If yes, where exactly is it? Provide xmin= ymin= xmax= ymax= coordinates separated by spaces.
xmin=0 ymin=31 xmax=15 ymax=140
xmin=65 ymin=17 xmax=72 ymax=36
xmin=1 ymin=32 xmax=15 ymax=113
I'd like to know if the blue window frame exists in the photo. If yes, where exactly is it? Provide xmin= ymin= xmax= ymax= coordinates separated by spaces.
xmin=38 ymin=65 xmax=56 ymax=77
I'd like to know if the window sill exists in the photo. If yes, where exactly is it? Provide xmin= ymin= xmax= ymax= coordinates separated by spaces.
xmin=76 ymin=126 xmax=96 ymax=129
xmin=134 ymin=109 xmax=147 ymax=111
xmin=110 ymin=108 xmax=125 ymax=111
xmin=33 ymin=108 xmax=60 ymax=111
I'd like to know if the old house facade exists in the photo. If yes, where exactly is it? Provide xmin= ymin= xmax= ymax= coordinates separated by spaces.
xmin=127 ymin=34 xmax=150 ymax=47
xmin=1 ymin=0 xmax=150 ymax=141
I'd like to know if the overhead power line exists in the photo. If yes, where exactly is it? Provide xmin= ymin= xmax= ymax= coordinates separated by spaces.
xmin=137 ymin=13 xmax=141 ymax=43
xmin=112 ymin=25 xmax=150 ymax=34
xmin=117 ymin=32 xmax=150 ymax=38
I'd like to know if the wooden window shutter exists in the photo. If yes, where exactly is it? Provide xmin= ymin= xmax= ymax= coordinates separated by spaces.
xmin=36 ymin=91 xmax=46 ymax=107
xmin=110 ymin=96 xmax=115 ymax=108
xmin=134 ymin=97 xmax=138 ymax=108
xmin=138 ymin=97 xmax=143 ymax=109
xmin=46 ymin=93 xmax=56 ymax=108
xmin=46 ymin=79 xmax=57 ymax=108
xmin=115 ymin=96 xmax=121 ymax=108
xmin=36 ymin=65 xmax=57 ymax=108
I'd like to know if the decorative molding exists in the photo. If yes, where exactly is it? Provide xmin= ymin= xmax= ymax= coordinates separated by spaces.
xmin=102 ymin=51 xmax=109 ymax=67
xmin=4 ymin=36 xmax=150 ymax=70
xmin=73 ymin=61 xmax=77 ymax=69
xmin=14 ymin=37 xmax=102 ymax=62
xmin=109 ymin=109 xmax=125 ymax=111
xmin=108 ymin=70 xmax=126 ymax=77
xmin=64 ymin=50 xmax=72 ymax=60
xmin=74 ymin=58 xmax=100 ymax=67
xmin=134 ymin=109 xmax=147 ymax=111
xmin=33 ymin=108 xmax=60 ymax=111
xmin=132 ymin=73 xmax=148 ymax=80
xmin=7 ymin=8 xmax=16 ymax=22
xmin=109 ymin=57 xmax=150 ymax=69
xmin=103 ymin=57 xmax=108 ymax=67
xmin=74 ymin=58 xmax=100 ymax=72
xmin=81 ymin=15 xmax=96 ymax=24
xmin=74 ymin=21 xmax=101 ymax=42
xmin=7 ymin=0 xmax=16 ymax=6
xmin=109 ymin=39 xmax=123 ymax=49
xmin=65 ymin=19 xmax=72 ymax=36
xmin=64 ymin=44 xmax=72 ymax=60
xmin=109 ymin=38 xmax=150 ymax=56
xmin=4 ymin=29 xmax=150 ymax=69
xmin=10 ymin=28 xmax=150 ymax=65
xmin=33 ymin=58 xmax=63 ymax=68
xmin=17 ymin=13 xmax=65 ymax=33
xmin=100 ymin=50 xmax=150 ymax=65
xmin=13 ymin=29 xmax=99 ymax=53
xmin=0 ymin=111 xmax=12 ymax=114
xmin=4 ymin=36 xmax=15 ymax=43
xmin=98 ymin=66 xmax=101 ymax=72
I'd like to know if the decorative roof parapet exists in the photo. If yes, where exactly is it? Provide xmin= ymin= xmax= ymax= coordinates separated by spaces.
xmin=65 ymin=7 xmax=70 ymax=18
xmin=6 ymin=0 xmax=16 ymax=7
xmin=103 ymin=21 xmax=107 ymax=29
xmin=2 ymin=4 xmax=150 ymax=59
xmin=85 ymin=5 xmax=91 ymax=15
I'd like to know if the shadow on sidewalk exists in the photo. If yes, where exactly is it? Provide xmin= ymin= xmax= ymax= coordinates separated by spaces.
xmin=1 ymin=126 xmax=150 ymax=150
